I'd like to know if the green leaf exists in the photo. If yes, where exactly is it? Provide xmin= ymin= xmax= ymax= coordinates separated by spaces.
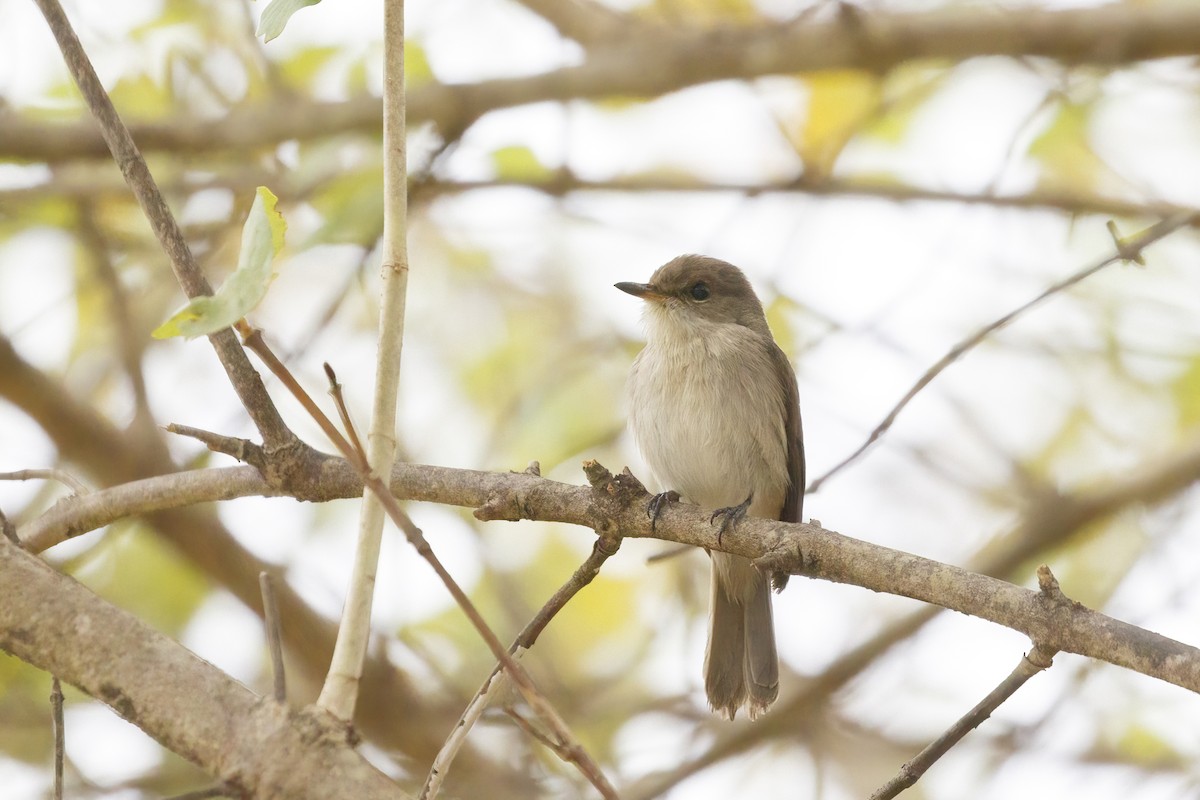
xmin=491 ymin=145 xmax=554 ymax=182
xmin=1027 ymin=100 xmax=1112 ymax=193
xmin=153 ymin=186 xmax=286 ymax=339
xmin=1115 ymin=723 xmax=1186 ymax=768
xmin=1173 ymin=355 xmax=1200 ymax=430
xmin=795 ymin=70 xmax=881 ymax=177
xmin=278 ymin=45 xmax=341 ymax=90
xmin=406 ymin=41 xmax=434 ymax=88
xmin=864 ymin=64 xmax=951 ymax=144
xmin=307 ymin=166 xmax=384 ymax=246
xmin=257 ymin=0 xmax=322 ymax=43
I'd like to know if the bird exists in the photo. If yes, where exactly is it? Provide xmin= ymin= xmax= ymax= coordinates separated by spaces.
xmin=616 ymin=254 xmax=804 ymax=720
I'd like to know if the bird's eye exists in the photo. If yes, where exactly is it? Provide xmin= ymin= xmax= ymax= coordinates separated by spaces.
xmin=690 ymin=282 xmax=710 ymax=301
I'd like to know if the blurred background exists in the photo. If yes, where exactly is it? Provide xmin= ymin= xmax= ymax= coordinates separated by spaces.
xmin=3 ymin=0 xmax=1200 ymax=798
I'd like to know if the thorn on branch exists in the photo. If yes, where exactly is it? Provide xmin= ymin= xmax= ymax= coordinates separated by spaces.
xmin=582 ymin=462 xmax=657 ymax=538
xmin=166 ymin=423 xmax=264 ymax=466
xmin=1036 ymin=563 xmax=1066 ymax=602
xmin=524 ymin=460 xmax=541 ymax=477
xmin=1106 ymin=220 xmax=1146 ymax=265
xmin=1035 ymin=564 xmax=1082 ymax=618
xmin=581 ymin=459 xmax=615 ymax=489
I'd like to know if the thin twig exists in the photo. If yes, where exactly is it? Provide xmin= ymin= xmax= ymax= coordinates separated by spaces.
xmin=76 ymin=201 xmax=154 ymax=429
xmin=645 ymin=543 xmax=691 ymax=564
xmin=239 ymin=327 xmax=618 ymax=798
xmin=0 ymin=469 xmax=90 ymax=495
xmin=8 ymin=168 xmax=1200 ymax=229
xmin=421 ymin=534 xmax=622 ymax=800
xmin=503 ymin=705 xmax=562 ymax=751
xmin=868 ymin=567 xmax=1064 ymax=800
xmin=325 ymin=366 xmax=366 ymax=459
xmin=809 ymin=212 xmax=1196 ymax=492
xmin=50 ymin=677 xmax=64 ymax=800
xmin=20 ymin=464 xmax=277 ymax=552
xmin=31 ymin=0 xmax=294 ymax=448
xmin=259 ymin=572 xmax=287 ymax=703
xmin=315 ymin=0 xmax=411 ymax=724
xmin=870 ymin=647 xmax=1057 ymax=800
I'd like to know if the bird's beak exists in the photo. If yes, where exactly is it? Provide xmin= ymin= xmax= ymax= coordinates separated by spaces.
xmin=615 ymin=282 xmax=669 ymax=302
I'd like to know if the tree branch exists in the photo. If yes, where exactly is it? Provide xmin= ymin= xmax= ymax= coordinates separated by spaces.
xmin=810 ymin=212 xmax=1196 ymax=492
xmin=507 ymin=0 xmax=632 ymax=45
xmin=10 ymin=4 xmax=1200 ymax=161
xmin=420 ymin=176 xmax=1200 ymax=225
xmin=31 ymin=0 xmax=296 ymax=449
xmin=869 ymin=607 xmax=1058 ymax=799
xmin=0 ymin=536 xmax=409 ymax=800
xmin=0 ymin=337 xmax=496 ymax=776
xmin=317 ymin=0 xmax=411 ymax=724
xmin=11 ymin=170 xmax=1199 ymax=228
xmin=21 ymin=431 xmax=1200 ymax=696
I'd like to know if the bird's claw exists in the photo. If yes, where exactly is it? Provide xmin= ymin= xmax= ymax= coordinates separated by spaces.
xmin=710 ymin=494 xmax=753 ymax=546
xmin=647 ymin=490 xmax=681 ymax=533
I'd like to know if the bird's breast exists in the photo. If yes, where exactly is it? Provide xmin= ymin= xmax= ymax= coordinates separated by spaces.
xmin=628 ymin=327 xmax=789 ymax=515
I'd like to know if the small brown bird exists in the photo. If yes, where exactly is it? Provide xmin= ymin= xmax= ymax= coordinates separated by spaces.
xmin=617 ymin=254 xmax=805 ymax=720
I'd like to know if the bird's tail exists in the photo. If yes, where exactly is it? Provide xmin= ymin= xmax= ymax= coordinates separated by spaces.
xmin=705 ymin=552 xmax=779 ymax=720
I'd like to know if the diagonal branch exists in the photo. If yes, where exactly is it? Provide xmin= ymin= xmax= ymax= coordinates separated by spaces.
xmin=240 ymin=332 xmax=618 ymax=798
xmin=867 ymin=566 xmax=1062 ymax=800
xmin=0 ymin=336 xmax=490 ymax=773
xmin=809 ymin=212 xmax=1196 ymax=492
xmin=31 ymin=0 xmax=295 ymax=449
xmin=422 ymin=516 xmax=622 ymax=800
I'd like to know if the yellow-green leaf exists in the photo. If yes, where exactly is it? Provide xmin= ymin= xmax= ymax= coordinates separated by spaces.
xmin=1027 ymin=100 xmax=1108 ymax=193
xmin=491 ymin=145 xmax=553 ymax=182
xmin=307 ymin=166 xmax=384 ymax=246
xmin=1173 ymin=355 xmax=1200 ymax=430
xmin=279 ymin=45 xmax=341 ymax=90
xmin=406 ymin=41 xmax=434 ymax=88
xmin=153 ymin=186 xmax=286 ymax=339
xmin=258 ymin=0 xmax=322 ymax=43
xmin=796 ymin=70 xmax=881 ymax=177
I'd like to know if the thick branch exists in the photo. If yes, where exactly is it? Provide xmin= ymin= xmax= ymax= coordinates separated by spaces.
xmin=24 ymin=436 xmax=1200 ymax=695
xmin=9 ymin=4 xmax=1200 ymax=161
xmin=0 ymin=536 xmax=407 ymax=800
xmin=508 ymin=0 xmax=631 ymax=44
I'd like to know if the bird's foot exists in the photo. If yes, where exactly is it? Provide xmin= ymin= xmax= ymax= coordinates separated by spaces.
xmin=710 ymin=494 xmax=753 ymax=546
xmin=647 ymin=490 xmax=681 ymax=534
